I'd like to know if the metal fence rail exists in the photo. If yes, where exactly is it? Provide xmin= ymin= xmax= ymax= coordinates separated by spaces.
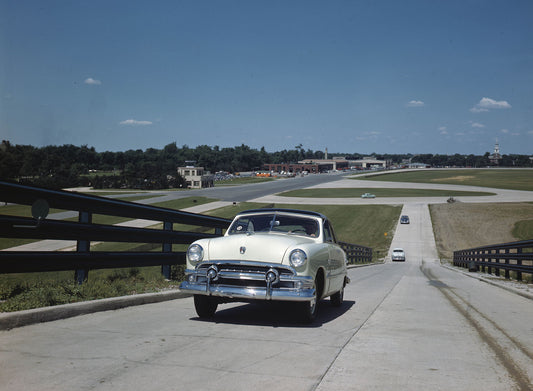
xmin=0 ymin=181 xmax=231 ymax=282
xmin=339 ymin=241 xmax=373 ymax=264
xmin=453 ymin=239 xmax=533 ymax=281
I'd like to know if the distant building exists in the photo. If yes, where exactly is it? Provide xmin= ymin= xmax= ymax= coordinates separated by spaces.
xmin=262 ymin=162 xmax=320 ymax=174
xmin=348 ymin=157 xmax=387 ymax=169
xmin=299 ymin=157 xmax=349 ymax=171
xmin=489 ymin=142 xmax=502 ymax=165
xmin=177 ymin=165 xmax=214 ymax=189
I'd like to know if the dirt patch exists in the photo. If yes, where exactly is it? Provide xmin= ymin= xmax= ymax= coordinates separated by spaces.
xmin=430 ymin=175 xmax=475 ymax=182
xmin=429 ymin=202 xmax=533 ymax=259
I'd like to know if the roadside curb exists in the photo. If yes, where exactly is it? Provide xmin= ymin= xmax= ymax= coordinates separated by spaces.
xmin=348 ymin=261 xmax=384 ymax=269
xmin=0 ymin=290 xmax=192 ymax=331
xmin=441 ymin=263 xmax=533 ymax=301
xmin=1 ymin=262 xmax=381 ymax=330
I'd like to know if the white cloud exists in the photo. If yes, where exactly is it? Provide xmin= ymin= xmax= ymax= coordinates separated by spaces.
xmin=406 ymin=100 xmax=425 ymax=107
xmin=500 ymin=129 xmax=509 ymax=134
xmin=84 ymin=77 xmax=102 ymax=85
xmin=470 ymin=97 xmax=511 ymax=112
xmin=528 ymin=130 xmax=533 ymax=135
xmin=470 ymin=107 xmax=489 ymax=113
xmin=119 ymin=119 xmax=153 ymax=126
xmin=470 ymin=122 xmax=485 ymax=128
xmin=478 ymin=97 xmax=511 ymax=109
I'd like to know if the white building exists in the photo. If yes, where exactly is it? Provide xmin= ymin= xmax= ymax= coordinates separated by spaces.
xmin=177 ymin=166 xmax=214 ymax=189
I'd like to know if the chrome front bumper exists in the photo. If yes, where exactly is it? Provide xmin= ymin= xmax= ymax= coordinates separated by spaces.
xmin=179 ymin=261 xmax=315 ymax=302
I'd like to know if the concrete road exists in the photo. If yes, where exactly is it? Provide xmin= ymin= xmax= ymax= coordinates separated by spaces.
xmin=1 ymin=268 xmax=531 ymax=390
xmin=1 ymin=201 xmax=532 ymax=390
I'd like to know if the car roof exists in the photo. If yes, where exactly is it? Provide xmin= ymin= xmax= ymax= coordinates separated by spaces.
xmin=237 ymin=208 xmax=327 ymax=221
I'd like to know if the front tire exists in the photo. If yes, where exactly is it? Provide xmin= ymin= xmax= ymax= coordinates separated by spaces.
xmin=330 ymin=285 xmax=344 ymax=307
xmin=194 ymin=295 xmax=218 ymax=318
xmin=299 ymin=282 xmax=318 ymax=323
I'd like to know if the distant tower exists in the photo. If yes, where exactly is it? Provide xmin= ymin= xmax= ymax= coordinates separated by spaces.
xmin=325 ymin=147 xmax=328 ymax=160
xmin=489 ymin=142 xmax=502 ymax=165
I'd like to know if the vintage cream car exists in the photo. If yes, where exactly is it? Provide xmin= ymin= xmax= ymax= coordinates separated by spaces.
xmin=180 ymin=208 xmax=349 ymax=322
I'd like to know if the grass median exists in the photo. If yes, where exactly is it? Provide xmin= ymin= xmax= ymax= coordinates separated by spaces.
xmin=278 ymin=188 xmax=494 ymax=198
xmin=359 ymin=168 xmax=533 ymax=191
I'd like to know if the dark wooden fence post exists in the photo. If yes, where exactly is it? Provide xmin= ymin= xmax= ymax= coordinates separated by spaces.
xmin=75 ymin=211 xmax=91 ymax=284
xmin=516 ymin=247 xmax=522 ymax=281
xmin=505 ymin=248 xmax=510 ymax=279
xmin=161 ymin=221 xmax=173 ymax=279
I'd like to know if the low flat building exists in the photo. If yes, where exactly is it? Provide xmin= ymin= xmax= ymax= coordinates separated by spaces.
xmin=299 ymin=158 xmax=349 ymax=171
xmin=262 ymin=163 xmax=320 ymax=174
xmin=177 ymin=166 xmax=214 ymax=189
xmin=349 ymin=157 xmax=387 ymax=169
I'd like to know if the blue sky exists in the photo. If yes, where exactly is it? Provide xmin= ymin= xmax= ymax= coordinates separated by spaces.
xmin=1 ymin=0 xmax=532 ymax=155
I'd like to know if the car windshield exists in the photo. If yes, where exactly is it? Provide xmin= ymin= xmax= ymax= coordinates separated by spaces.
xmin=228 ymin=214 xmax=318 ymax=237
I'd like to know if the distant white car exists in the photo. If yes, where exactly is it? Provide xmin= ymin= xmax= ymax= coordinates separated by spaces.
xmin=392 ymin=248 xmax=406 ymax=262
xmin=361 ymin=193 xmax=376 ymax=198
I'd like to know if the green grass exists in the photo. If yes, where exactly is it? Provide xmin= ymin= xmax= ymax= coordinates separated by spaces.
xmin=0 ymin=266 xmax=182 ymax=312
xmin=512 ymin=219 xmax=533 ymax=241
xmin=278 ymin=188 xmax=494 ymax=198
xmin=359 ymin=169 xmax=533 ymax=191
xmin=203 ymin=202 xmax=400 ymax=260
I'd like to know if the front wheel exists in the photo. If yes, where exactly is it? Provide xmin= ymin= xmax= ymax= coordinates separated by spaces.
xmin=298 ymin=283 xmax=318 ymax=323
xmin=330 ymin=285 xmax=344 ymax=307
xmin=194 ymin=295 xmax=218 ymax=318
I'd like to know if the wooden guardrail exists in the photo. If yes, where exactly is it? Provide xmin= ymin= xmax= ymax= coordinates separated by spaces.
xmin=0 ymin=181 xmax=231 ymax=283
xmin=1 ymin=181 xmax=373 ymax=283
xmin=453 ymin=239 xmax=533 ymax=281
xmin=339 ymin=241 xmax=373 ymax=264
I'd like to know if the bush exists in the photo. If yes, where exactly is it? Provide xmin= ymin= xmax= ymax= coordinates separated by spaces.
xmin=0 ymin=266 xmax=180 ymax=312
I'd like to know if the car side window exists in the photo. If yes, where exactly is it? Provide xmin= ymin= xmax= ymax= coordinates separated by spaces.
xmin=323 ymin=220 xmax=335 ymax=243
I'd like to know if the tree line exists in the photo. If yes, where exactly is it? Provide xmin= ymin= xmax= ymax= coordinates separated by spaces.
xmin=0 ymin=140 xmax=531 ymax=190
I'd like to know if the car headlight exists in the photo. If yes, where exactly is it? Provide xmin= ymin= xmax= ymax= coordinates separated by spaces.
xmin=187 ymin=244 xmax=204 ymax=264
xmin=289 ymin=249 xmax=307 ymax=268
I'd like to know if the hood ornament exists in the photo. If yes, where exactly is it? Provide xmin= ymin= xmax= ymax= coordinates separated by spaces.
xmin=240 ymin=246 xmax=246 ymax=254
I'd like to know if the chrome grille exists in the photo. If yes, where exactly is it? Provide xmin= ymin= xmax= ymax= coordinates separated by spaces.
xmin=196 ymin=261 xmax=295 ymax=288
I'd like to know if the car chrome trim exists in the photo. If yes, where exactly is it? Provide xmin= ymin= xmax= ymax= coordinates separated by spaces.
xmin=180 ymin=260 xmax=315 ymax=302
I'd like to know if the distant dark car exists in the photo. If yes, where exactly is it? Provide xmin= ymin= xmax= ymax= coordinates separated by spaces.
xmin=400 ymin=215 xmax=410 ymax=224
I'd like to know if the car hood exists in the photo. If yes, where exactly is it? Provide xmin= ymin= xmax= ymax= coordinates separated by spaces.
xmin=205 ymin=233 xmax=315 ymax=264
